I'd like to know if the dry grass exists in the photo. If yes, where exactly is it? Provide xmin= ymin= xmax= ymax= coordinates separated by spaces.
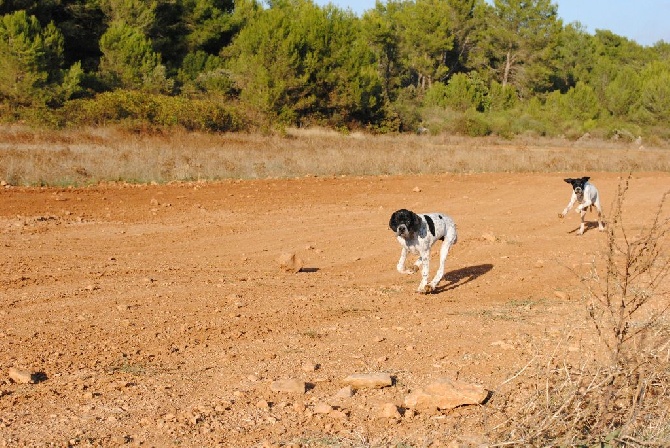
xmin=0 ymin=125 xmax=668 ymax=186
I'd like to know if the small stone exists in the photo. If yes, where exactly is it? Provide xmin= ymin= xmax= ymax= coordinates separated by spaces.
xmin=301 ymin=362 xmax=318 ymax=372
xmin=278 ymin=252 xmax=303 ymax=273
xmin=554 ymin=291 xmax=569 ymax=300
xmin=270 ymin=379 xmax=305 ymax=394
xmin=490 ymin=340 xmax=514 ymax=350
xmin=256 ymin=400 xmax=270 ymax=409
xmin=412 ymin=186 xmax=421 ymax=193
xmin=313 ymin=402 xmax=332 ymax=414
xmin=8 ymin=367 xmax=34 ymax=384
xmin=377 ymin=402 xmax=401 ymax=419
xmin=329 ymin=410 xmax=348 ymax=419
xmin=334 ymin=386 xmax=354 ymax=399
xmin=342 ymin=372 xmax=393 ymax=389
xmin=481 ymin=232 xmax=496 ymax=242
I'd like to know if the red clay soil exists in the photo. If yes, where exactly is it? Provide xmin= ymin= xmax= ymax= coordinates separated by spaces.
xmin=1 ymin=172 xmax=669 ymax=447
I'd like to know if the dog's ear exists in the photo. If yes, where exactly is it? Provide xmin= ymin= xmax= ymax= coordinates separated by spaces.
xmin=409 ymin=211 xmax=422 ymax=233
xmin=563 ymin=178 xmax=573 ymax=184
xmin=389 ymin=211 xmax=399 ymax=231
xmin=581 ymin=176 xmax=590 ymax=182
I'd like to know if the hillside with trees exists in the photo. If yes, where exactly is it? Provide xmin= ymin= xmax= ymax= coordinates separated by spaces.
xmin=1 ymin=0 xmax=669 ymax=142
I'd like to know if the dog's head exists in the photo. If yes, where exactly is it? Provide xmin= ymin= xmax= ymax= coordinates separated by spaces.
xmin=564 ymin=177 xmax=590 ymax=196
xmin=389 ymin=209 xmax=421 ymax=239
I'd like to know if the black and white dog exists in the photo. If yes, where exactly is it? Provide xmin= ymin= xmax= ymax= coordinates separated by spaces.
xmin=559 ymin=176 xmax=605 ymax=235
xmin=389 ymin=209 xmax=457 ymax=293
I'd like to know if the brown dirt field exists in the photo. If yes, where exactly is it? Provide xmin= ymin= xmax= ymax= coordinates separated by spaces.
xmin=1 ymin=171 xmax=669 ymax=447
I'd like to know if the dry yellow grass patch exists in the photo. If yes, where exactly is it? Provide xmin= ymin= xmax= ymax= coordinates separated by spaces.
xmin=0 ymin=125 xmax=668 ymax=186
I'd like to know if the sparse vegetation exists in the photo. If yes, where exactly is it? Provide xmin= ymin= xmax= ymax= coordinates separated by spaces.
xmin=486 ymin=178 xmax=670 ymax=447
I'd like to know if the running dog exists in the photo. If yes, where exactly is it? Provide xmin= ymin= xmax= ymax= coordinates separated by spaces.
xmin=559 ymin=177 xmax=605 ymax=235
xmin=389 ymin=209 xmax=457 ymax=293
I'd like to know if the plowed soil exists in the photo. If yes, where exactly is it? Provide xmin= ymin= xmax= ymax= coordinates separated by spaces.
xmin=1 ymin=171 xmax=668 ymax=447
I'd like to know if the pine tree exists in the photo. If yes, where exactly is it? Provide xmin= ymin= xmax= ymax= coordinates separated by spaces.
xmin=0 ymin=10 xmax=66 ymax=106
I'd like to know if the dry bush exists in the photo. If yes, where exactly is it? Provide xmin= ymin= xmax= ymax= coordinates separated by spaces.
xmin=0 ymin=126 xmax=669 ymax=185
xmin=487 ymin=179 xmax=670 ymax=447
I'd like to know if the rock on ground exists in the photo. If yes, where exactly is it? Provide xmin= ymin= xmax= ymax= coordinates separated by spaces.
xmin=404 ymin=378 xmax=489 ymax=412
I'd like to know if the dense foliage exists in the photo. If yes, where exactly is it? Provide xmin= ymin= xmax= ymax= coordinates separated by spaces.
xmin=1 ymin=0 xmax=669 ymax=139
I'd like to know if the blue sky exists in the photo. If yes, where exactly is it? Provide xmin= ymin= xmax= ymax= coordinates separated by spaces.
xmin=312 ymin=0 xmax=670 ymax=47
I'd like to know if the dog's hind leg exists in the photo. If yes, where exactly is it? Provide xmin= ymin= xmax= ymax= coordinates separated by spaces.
xmin=595 ymin=199 xmax=605 ymax=231
xmin=429 ymin=240 xmax=454 ymax=289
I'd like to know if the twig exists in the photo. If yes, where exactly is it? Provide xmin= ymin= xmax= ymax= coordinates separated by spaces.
xmin=496 ymin=355 xmax=538 ymax=389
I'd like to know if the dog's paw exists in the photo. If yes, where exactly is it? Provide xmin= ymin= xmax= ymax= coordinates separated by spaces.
xmin=417 ymin=284 xmax=434 ymax=294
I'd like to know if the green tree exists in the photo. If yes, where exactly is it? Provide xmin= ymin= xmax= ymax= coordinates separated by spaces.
xmin=0 ymin=9 xmax=79 ymax=107
xmin=479 ymin=0 xmax=562 ymax=97
xmin=487 ymin=79 xmax=517 ymax=111
xmin=225 ymin=0 xmax=382 ymax=126
xmin=395 ymin=0 xmax=455 ymax=89
xmin=424 ymin=72 xmax=489 ymax=112
xmin=551 ymin=22 xmax=594 ymax=92
xmin=146 ymin=0 xmax=237 ymax=75
xmin=98 ymin=22 xmax=170 ymax=92
xmin=0 ymin=1 xmax=105 ymax=78
xmin=98 ymin=0 xmax=172 ymax=92
xmin=176 ymin=0 xmax=243 ymax=94
xmin=604 ymin=66 xmax=640 ymax=118
xmin=361 ymin=1 xmax=402 ymax=103
xmin=637 ymin=61 xmax=670 ymax=123
xmin=562 ymin=81 xmax=601 ymax=121
xmin=441 ymin=0 xmax=486 ymax=76
xmin=182 ymin=0 xmax=236 ymax=54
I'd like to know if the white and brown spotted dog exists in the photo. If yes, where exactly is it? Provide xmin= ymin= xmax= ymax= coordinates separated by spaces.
xmin=559 ymin=176 xmax=605 ymax=235
xmin=389 ymin=209 xmax=457 ymax=293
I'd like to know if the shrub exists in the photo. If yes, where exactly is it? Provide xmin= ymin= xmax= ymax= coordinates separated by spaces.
xmin=452 ymin=110 xmax=491 ymax=137
xmin=60 ymin=91 xmax=245 ymax=132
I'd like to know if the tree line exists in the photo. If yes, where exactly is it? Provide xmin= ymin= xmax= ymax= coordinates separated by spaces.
xmin=1 ymin=0 xmax=669 ymax=139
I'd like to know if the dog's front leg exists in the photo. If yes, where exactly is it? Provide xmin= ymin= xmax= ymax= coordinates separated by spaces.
xmin=397 ymin=247 xmax=416 ymax=275
xmin=417 ymin=250 xmax=432 ymax=293
xmin=577 ymin=209 xmax=586 ymax=235
xmin=576 ymin=199 xmax=592 ymax=213
xmin=559 ymin=194 xmax=576 ymax=218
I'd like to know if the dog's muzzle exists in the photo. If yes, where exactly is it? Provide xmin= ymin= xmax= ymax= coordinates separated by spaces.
xmin=396 ymin=224 xmax=408 ymax=237
xmin=574 ymin=187 xmax=583 ymax=194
